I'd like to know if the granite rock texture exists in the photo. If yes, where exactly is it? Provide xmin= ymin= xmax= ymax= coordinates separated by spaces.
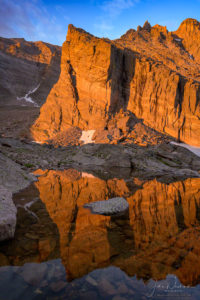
xmin=0 ymin=152 xmax=35 ymax=193
xmin=32 ymin=19 xmax=200 ymax=146
xmin=0 ymin=187 xmax=17 ymax=241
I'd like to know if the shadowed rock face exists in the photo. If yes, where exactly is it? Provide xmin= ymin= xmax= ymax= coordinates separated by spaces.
xmin=34 ymin=169 xmax=200 ymax=285
xmin=0 ymin=37 xmax=61 ymax=107
xmin=0 ymin=183 xmax=60 ymax=266
xmin=31 ymin=19 xmax=200 ymax=146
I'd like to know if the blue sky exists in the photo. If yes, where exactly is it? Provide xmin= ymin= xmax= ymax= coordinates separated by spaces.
xmin=0 ymin=0 xmax=200 ymax=45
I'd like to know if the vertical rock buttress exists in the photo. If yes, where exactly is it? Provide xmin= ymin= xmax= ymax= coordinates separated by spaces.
xmin=31 ymin=24 xmax=200 ymax=146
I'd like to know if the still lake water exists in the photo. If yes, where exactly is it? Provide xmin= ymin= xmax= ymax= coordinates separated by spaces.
xmin=0 ymin=168 xmax=200 ymax=300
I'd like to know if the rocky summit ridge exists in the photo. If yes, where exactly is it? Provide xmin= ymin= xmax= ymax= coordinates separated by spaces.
xmin=31 ymin=18 xmax=200 ymax=146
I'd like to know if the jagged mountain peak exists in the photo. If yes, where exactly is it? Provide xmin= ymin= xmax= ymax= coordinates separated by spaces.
xmin=66 ymin=24 xmax=96 ymax=42
xmin=174 ymin=18 xmax=200 ymax=62
xmin=177 ymin=18 xmax=200 ymax=32
xmin=31 ymin=19 xmax=200 ymax=146
xmin=143 ymin=20 xmax=151 ymax=31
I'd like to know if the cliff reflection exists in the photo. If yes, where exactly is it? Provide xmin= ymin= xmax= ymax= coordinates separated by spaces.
xmin=35 ymin=169 xmax=200 ymax=286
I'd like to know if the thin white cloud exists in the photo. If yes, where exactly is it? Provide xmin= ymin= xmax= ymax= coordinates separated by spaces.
xmin=95 ymin=21 xmax=114 ymax=31
xmin=0 ymin=0 xmax=35 ymax=37
xmin=94 ymin=20 xmax=114 ymax=37
xmin=101 ymin=0 xmax=139 ymax=17
xmin=0 ymin=0 xmax=67 ymax=45
xmin=94 ymin=0 xmax=140 ymax=37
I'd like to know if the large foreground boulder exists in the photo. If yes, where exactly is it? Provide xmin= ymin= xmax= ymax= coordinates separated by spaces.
xmin=0 ymin=187 xmax=17 ymax=241
xmin=0 ymin=152 xmax=36 ymax=193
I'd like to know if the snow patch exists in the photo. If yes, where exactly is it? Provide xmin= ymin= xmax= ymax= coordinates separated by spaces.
xmin=80 ymin=130 xmax=95 ymax=144
xmin=17 ymin=84 xmax=40 ymax=107
xmin=31 ymin=141 xmax=43 ymax=144
xmin=174 ymin=38 xmax=181 ymax=42
xmin=82 ymin=172 xmax=96 ymax=178
xmin=171 ymin=142 xmax=200 ymax=157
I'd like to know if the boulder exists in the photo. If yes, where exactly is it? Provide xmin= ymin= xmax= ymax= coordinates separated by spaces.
xmin=84 ymin=197 xmax=129 ymax=215
xmin=0 ymin=152 xmax=36 ymax=193
xmin=0 ymin=187 xmax=17 ymax=241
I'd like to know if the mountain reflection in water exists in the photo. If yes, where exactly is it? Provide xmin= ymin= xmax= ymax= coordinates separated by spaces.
xmin=0 ymin=168 xmax=200 ymax=299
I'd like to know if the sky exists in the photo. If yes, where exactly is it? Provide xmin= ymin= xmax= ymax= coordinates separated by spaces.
xmin=0 ymin=0 xmax=200 ymax=46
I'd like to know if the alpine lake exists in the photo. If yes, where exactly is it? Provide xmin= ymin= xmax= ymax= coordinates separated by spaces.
xmin=0 ymin=167 xmax=200 ymax=300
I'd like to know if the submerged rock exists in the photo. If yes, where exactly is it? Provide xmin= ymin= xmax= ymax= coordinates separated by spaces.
xmin=0 ymin=187 xmax=17 ymax=241
xmin=84 ymin=197 xmax=129 ymax=215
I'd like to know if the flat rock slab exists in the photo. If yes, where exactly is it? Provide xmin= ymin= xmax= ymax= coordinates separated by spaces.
xmin=0 ymin=153 xmax=36 ymax=193
xmin=0 ymin=187 xmax=17 ymax=241
xmin=84 ymin=197 xmax=129 ymax=215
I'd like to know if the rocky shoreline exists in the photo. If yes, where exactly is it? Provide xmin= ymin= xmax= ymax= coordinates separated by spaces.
xmin=0 ymin=136 xmax=200 ymax=241
xmin=1 ymin=137 xmax=200 ymax=188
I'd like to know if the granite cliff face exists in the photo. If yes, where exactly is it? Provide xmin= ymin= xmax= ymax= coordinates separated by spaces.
xmin=0 ymin=37 xmax=61 ymax=107
xmin=31 ymin=19 xmax=200 ymax=146
xmin=175 ymin=18 xmax=200 ymax=63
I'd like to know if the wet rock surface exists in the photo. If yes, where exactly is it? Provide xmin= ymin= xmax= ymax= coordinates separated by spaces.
xmin=1 ymin=263 xmax=200 ymax=300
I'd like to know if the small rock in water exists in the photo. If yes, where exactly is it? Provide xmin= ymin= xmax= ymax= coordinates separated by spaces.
xmin=50 ymin=280 xmax=66 ymax=292
xmin=84 ymin=197 xmax=129 ymax=215
xmin=18 ymin=262 xmax=47 ymax=286
xmin=99 ymin=278 xmax=117 ymax=295
xmin=86 ymin=275 xmax=98 ymax=286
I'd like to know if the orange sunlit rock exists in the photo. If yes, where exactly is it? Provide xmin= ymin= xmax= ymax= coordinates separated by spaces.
xmin=35 ymin=169 xmax=200 ymax=285
xmin=31 ymin=20 xmax=200 ymax=146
